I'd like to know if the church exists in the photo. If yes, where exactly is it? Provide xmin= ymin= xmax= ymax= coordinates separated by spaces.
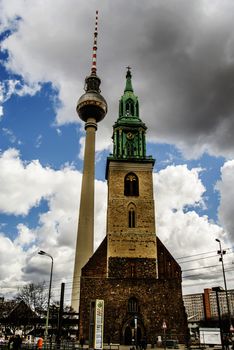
xmin=78 ymin=68 xmax=188 ymax=345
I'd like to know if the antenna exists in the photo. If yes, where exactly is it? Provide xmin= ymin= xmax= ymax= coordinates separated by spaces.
xmin=91 ymin=10 xmax=99 ymax=75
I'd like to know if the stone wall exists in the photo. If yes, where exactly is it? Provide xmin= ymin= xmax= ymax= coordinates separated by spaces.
xmin=108 ymin=257 xmax=157 ymax=278
xmin=79 ymin=275 xmax=187 ymax=344
xmin=79 ymin=237 xmax=187 ymax=344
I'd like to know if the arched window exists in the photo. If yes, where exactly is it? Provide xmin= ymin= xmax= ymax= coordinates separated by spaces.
xmin=128 ymin=208 xmax=135 ymax=228
xmin=126 ymin=140 xmax=134 ymax=157
xmin=126 ymin=99 xmax=134 ymax=116
xmin=128 ymin=203 xmax=136 ymax=228
xmin=124 ymin=173 xmax=139 ymax=196
xmin=128 ymin=297 xmax=139 ymax=313
xmin=136 ymin=101 xmax=139 ymax=116
xmin=119 ymin=100 xmax=123 ymax=116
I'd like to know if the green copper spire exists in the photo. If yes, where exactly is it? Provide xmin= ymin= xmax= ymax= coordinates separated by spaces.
xmin=108 ymin=68 xmax=154 ymax=163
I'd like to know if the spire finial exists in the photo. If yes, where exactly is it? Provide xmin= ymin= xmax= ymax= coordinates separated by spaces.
xmin=91 ymin=10 xmax=99 ymax=75
xmin=124 ymin=66 xmax=133 ymax=92
xmin=126 ymin=66 xmax=132 ymax=78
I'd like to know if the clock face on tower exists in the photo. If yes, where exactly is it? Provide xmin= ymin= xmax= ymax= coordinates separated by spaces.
xmin=127 ymin=132 xmax=134 ymax=140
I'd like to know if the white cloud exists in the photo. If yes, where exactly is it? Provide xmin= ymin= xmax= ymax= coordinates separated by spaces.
xmin=0 ymin=147 xmax=107 ymax=299
xmin=153 ymin=164 xmax=233 ymax=294
xmin=2 ymin=127 xmax=20 ymax=144
xmin=0 ymin=233 xmax=25 ymax=289
xmin=14 ymin=224 xmax=36 ymax=247
xmin=0 ymin=106 xmax=3 ymax=118
xmin=0 ymin=79 xmax=40 ymax=119
xmin=1 ymin=142 xmax=234 ymax=299
xmin=35 ymin=134 xmax=42 ymax=148
xmin=154 ymin=165 xmax=205 ymax=214
xmin=0 ymin=148 xmax=55 ymax=215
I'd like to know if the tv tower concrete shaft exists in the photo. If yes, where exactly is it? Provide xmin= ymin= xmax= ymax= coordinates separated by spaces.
xmin=71 ymin=10 xmax=107 ymax=312
xmin=71 ymin=118 xmax=97 ymax=312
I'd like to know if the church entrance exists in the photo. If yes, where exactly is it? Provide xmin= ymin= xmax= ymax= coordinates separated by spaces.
xmin=124 ymin=326 xmax=132 ymax=345
xmin=122 ymin=317 xmax=144 ymax=345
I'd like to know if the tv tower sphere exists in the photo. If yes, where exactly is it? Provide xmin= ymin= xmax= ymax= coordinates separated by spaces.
xmin=77 ymin=74 xmax=107 ymax=123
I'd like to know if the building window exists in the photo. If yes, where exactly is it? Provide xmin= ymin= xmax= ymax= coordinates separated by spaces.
xmin=130 ymin=263 xmax=136 ymax=277
xmin=128 ymin=208 xmax=136 ymax=228
xmin=126 ymin=99 xmax=134 ymax=116
xmin=124 ymin=173 xmax=139 ymax=196
xmin=136 ymin=101 xmax=139 ymax=116
xmin=128 ymin=297 xmax=139 ymax=313
xmin=119 ymin=100 xmax=123 ymax=116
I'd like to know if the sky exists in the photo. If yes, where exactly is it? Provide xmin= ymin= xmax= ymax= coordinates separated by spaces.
xmin=0 ymin=0 xmax=234 ymax=305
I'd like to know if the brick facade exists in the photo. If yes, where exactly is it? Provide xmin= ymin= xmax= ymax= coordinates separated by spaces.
xmin=79 ymin=236 xmax=187 ymax=344
xmin=78 ymin=116 xmax=187 ymax=344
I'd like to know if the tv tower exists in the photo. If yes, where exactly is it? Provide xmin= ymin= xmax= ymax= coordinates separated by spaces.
xmin=71 ymin=10 xmax=108 ymax=311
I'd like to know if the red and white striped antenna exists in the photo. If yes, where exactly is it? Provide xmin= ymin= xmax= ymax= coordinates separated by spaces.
xmin=91 ymin=10 xmax=98 ymax=75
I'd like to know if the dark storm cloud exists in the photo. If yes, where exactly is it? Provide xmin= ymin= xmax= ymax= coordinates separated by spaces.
xmin=99 ymin=0 xmax=234 ymax=158
xmin=2 ymin=0 xmax=234 ymax=158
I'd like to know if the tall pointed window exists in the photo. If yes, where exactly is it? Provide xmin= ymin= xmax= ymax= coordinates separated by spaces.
xmin=119 ymin=100 xmax=123 ymax=116
xmin=126 ymin=99 xmax=134 ymax=116
xmin=128 ymin=203 xmax=136 ymax=228
xmin=124 ymin=173 xmax=139 ymax=196
xmin=136 ymin=101 xmax=139 ymax=116
xmin=129 ymin=209 xmax=135 ymax=228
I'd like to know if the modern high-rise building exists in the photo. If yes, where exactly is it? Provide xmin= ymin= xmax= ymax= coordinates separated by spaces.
xmin=77 ymin=68 xmax=188 ymax=344
xmin=183 ymin=288 xmax=234 ymax=322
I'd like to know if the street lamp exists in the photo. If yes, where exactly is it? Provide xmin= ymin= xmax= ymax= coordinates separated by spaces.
xmin=38 ymin=250 xmax=54 ymax=344
xmin=212 ymin=287 xmax=224 ymax=350
xmin=215 ymin=239 xmax=232 ymax=333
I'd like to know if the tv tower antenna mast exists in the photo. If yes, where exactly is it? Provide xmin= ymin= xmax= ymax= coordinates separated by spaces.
xmin=71 ymin=10 xmax=107 ymax=312
xmin=91 ymin=10 xmax=98 ymax=75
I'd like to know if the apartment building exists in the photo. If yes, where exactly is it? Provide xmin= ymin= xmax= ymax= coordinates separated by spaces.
xmin=183 ymin=288 xmax=234 ymax=322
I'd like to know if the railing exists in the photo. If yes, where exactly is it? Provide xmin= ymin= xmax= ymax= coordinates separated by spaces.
xmin=0 ymin=341 xmax=122 ymax=350
xmin=0 ymin=341 xmax=85 ymax=350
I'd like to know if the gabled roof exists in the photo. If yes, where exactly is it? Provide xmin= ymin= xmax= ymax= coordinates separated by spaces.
xmin=0 ymin=299 xmax=36 ymax=320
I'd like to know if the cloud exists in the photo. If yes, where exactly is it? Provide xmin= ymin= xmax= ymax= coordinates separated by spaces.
xmin=153 ymin=164 xmax=233 ymax=293
xmin=0 ymin=148 xmax=232 ymax=298
xmin=154 ymin=165 xmax=205 ymax=213
xmin=154 ymin=165 xmax=221 ymax=252
xmin=2 ymin=127 xmax=22 ymax=145
xmin=0 ymin=149 xmax=233 ymax=302
xmin=216 ymin=160 xmax=234 ymax=242
xmin=0 ymin=147 xmax=107 ymax=299
xmin=0 ymin=148 xmax=55 ymax=215
xmin=0 ymin=79 xmax=40 ymax=118
xmin=0 ymin=233 xmax=25 ymax=292
xmin=14 ymin=224 xmax=36 ymax=247
xmin=1 ymin=0 xmax=234 ymax=158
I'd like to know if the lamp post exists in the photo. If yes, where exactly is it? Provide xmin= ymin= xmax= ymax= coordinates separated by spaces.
xmin=212 ymin=287 xmax=224 ymax=350
xmin=38 ymin=250 xmax=54 ymax=344
xmin=215 ymin=239 xmax=232 ymax=333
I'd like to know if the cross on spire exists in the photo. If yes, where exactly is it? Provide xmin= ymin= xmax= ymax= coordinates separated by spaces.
xmin=126 ymin=66 xmax=132 ymax=79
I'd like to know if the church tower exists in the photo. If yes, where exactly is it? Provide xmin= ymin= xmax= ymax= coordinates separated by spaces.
xmin=71 ymin=11 xmax=107 ymax=311
xmin=78 ymin=69 xmax=187 ymax=344
xmin=106 ymin=67 xmax=157 ymax=280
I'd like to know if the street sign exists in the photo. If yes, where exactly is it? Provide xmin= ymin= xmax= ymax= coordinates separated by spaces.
xmin=162 ymin=321 xmax=167 ymax=329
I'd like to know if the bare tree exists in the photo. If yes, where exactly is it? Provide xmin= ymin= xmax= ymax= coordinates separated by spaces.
xmin=15 ymin=282 xmax=48 ymax=314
